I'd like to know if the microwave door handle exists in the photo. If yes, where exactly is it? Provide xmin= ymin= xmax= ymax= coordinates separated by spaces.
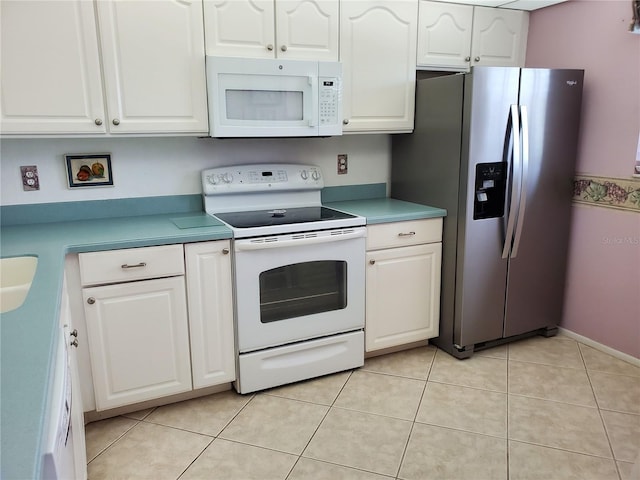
xmin=309 ymin=76 xmax=317 ymax=127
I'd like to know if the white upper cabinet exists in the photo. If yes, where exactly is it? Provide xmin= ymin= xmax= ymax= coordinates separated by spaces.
xmin=0 ymin=1 xmax=106 ymax=134
xmin=417 ymin=1 xmax=528 ymax=71
xmin=275 ymin=0 xmax=339 ymax=60
xmin=340 ymin=0 xmax=418 ymax=133
xmin=204 ymin=0 xmax=275 ymax=58
xmin=204 ymin=0 xmax=339 ymax=61
xmin=417 ymin=2 xmax=473 ymax=70
xmin=0 ymin=0 xmax=208 ymax=135
xmin=96 ymin=0 xmax=208 ymax=134
xmin=471 ymin=6 xmax=528 ymax=68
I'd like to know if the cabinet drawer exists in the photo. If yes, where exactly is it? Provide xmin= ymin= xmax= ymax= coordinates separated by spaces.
xmin=366 ymin=218 xmax=442 ymax=250
xmin=79 ymin=244 xmax=184 ymax=286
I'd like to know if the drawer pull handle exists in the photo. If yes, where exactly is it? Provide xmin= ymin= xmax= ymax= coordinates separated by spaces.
xmin=121 ymin=262 xmax=147 ymax=269
xmin=70 ymin=329 xmax=78 ymax=337
xmin=398 ymin=232 xmax=416 ymax=237
xmin=70 ymin=339 xmax=79 ymax=348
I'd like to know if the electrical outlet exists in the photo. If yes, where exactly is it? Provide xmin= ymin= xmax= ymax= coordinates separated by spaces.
xmin=337 ymin=154 xmax=348 ymax=175
xmin=20 ymin=165 xmax=40 ymax=191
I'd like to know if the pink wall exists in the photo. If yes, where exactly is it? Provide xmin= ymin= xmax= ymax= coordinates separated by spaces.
xmin=526 ymin=0 xmax=640 ymax=358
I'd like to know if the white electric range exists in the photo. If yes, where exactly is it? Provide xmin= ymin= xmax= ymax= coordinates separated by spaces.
xmin=202 ymin=164 xmax=366 ymax=394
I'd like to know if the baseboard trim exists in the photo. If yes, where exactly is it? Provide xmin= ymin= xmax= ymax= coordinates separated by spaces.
xmin=558 ymin=327 xmax=640 ymax=367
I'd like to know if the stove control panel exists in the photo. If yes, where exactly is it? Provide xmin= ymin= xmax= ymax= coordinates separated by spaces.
xmin=202 ymin=164 xmax=324 ymax=195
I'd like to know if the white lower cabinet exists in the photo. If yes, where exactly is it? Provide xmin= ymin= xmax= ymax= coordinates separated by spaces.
xmin=71 ymin=241 xmax=235 ymax=413
xmin=82 ymin=276 xmax=192 ymax=411
xmin=365 ymin=219 xmax=442 ymax=352
xmin=185 ymin=241 xmax=235 ymax=389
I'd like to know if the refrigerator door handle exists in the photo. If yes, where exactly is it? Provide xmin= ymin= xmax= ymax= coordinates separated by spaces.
xmin=502 ymin=104 xmax=521 ymax=259
xmin=511 ymin=105 xmax=529 ymax=258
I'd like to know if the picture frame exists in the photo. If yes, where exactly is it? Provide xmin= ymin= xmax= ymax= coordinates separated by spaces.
xmin=65 ymin=154 xmax=113 ymax=188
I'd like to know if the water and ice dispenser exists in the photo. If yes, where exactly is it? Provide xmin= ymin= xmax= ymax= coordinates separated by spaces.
xmin=473 ymin=162 xmax=506 ymax=220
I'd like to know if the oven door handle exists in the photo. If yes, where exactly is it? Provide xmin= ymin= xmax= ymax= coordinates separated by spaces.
xmin=234 ymin=228 xmax=366 ymax=251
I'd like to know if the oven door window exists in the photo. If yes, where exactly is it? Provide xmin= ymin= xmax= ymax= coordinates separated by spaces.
xmin=259 ymin=261 xmax=347 ymax=323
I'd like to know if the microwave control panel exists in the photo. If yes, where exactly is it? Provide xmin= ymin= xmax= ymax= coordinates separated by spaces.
xmin=319 ymin=78 xmax=340 ymax=126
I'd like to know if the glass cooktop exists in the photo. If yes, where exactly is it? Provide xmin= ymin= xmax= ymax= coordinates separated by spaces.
xmin=214 ymin=206 xmax=357 ymax=229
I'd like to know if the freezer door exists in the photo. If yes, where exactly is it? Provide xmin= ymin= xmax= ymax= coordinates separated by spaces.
xmin=503 ymin=69 xmax=584 ymax=337
xmin=455 ymin=67 xmax=521 ymax=348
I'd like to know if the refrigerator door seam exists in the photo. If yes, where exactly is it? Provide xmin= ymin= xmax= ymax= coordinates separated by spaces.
xmin=502 ymin=104 xmax=521 ymax=259
xmin=511 ymin=105 xmax=529 ymax=258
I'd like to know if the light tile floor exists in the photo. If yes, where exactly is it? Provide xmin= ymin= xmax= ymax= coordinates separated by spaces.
xmin=85 ymin=335 xmax=640 ymax=479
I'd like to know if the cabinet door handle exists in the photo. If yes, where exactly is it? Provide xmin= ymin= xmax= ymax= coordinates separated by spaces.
xmin=474 ymin=56 xmax=481 ymax=62
xmin=222 ymin=248 xmax=230 ymax=254
xmin=465 ymin=56 xmax=471 ymax=62
xmin=95 ymin=118 xmax=103 ymax=126
xmin=369 ymin=259 xmax=376 ymax=265
xmin=398 ymin=231 xmax=416 ymax=237
xmin=70 ymin=329 xmax=78 ymax=337
xmin=280 ymin=45 xmax=287 ymax=52
xmin=112 ymin=118 xmax=120 ymax=126
xmin=70 ymin=339 xmax=79 ymax=348
xmin=87 ymin=297 xmax=96 ymax=305
xmin=343 ymin=119 xmax=349 ymax=125
xmin=121 ymin=262 xmax=147 ymax=269
xmin=267 ymin=44 xmax=274 ymax=51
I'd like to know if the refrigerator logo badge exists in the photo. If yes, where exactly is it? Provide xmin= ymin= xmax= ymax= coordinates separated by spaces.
xmin=566 ymin=80 xmax=579 ymax=86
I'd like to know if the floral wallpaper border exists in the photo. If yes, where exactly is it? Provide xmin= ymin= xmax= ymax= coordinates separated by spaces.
xmin=573 ymin=174 xmax=640 ymax=212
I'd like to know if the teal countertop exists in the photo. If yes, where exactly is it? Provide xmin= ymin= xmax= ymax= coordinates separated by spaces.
xmin=0 ymin=212 xmax=231 ymax=480
xmin=0 ymin=193 xmax=445 ymax=480
xmin=326 ymin=197 xmax=447 ymax=224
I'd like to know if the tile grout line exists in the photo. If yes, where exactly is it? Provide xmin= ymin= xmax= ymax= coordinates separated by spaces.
xmin=170 ymin=392 xmax=257 ymax=480
xmin=579 ymin=343 xmax=624 ymax=480
xmin=284 ymin=369 xmax=355 ymax=480
xmin=393 ymin=347 xmax=438 ymax=479
xmin=175 ymin=436 xmax=215 ymax=480
xmin=86 ymin=415 xmax=141 ymax=466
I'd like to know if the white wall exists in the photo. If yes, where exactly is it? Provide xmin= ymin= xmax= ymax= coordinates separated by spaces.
xmin=0 ymin=135 xmax=391 ymax=205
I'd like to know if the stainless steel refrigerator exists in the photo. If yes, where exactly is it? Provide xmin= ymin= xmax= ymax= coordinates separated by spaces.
xmin=391 ymin=67 xmax=584 ymax=359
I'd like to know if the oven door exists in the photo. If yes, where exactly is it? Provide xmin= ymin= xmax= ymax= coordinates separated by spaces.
xmin=233 ymin=227 xmax=366 ymax=353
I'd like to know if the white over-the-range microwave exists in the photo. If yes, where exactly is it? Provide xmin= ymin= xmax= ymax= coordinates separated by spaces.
xmin=205 ymin=56 xmax=342 ymax=138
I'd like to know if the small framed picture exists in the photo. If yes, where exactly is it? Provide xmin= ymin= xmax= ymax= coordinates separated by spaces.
xmin=65 ymin=154 xmax=113 ymax=188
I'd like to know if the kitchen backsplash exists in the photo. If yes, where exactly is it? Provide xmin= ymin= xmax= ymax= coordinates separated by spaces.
xmin=0 ymin=135 xmax=391 ymax=206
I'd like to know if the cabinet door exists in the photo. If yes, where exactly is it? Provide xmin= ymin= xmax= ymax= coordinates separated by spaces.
xmin=83 ymin=277 xmax=192 ymax=410
xmin=0 ymin=0 xmax=106 ymax=134
xmin=275 ymin=0 xmax=338 ymax=60
xmin=340 ymin=0 xmax=418 ymax=133
xmin=416 ymin=1 xmax=473 ymax=71
xmin=471 ymin=7 xmax=529 ymax=67
xmin=365 ymin=243 xmax=442 ymax=352
xmin=185 ymin=241 xmax=236 ymax=389
xmin=203 ymin=0 xmax=275 ymax=57
xmin=96 ymin=0 xmax=208 ymax=134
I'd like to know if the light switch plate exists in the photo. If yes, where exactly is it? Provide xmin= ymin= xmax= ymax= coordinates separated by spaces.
xmin=20 ymin=165 xmax=40 ymax=191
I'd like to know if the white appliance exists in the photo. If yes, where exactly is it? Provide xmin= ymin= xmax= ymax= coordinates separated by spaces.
xmin=206 ymin=56 xmax=342 ymax=138
xmin=40 ymin=328 xmax=75 ymax=480
xmin=202 ymin=164 xmax=365 ymax=394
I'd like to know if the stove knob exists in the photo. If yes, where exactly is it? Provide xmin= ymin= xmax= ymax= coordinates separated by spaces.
xmin=222 ymin=173 xmax=233 ymax=183
xmin=207 ymin=174 xmax=217 ymax=185
xmin=300 ymin=170 xmax=309 ymax=180
xmin=311 ymin=170 xmax=320 ymax=181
